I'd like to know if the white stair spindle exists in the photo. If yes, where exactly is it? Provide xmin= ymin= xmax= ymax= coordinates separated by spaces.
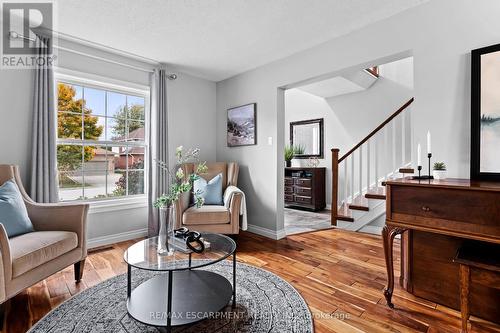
xmin=401 ymin=113 xmax=406 ymax=166
xmin=392 ymin=120 xmax=396 ymax=177
xmin=350 ymin=154 xmax=354 ymax=203
xmin=367 ymin=139 xmax=371 ymax=191
xmin=338 ymin=184 xmax=341 ymax=207
xmin=344 ymin=160 xmax=348 ymax=205
xmin=374 ymin=135 xmax=379 ymax=188
xmin=359 ymin=146 xmax=363 ymax=197
xmin=383 ymin=126 xmax=388 ymax=181
xmin=338 ymin=161 xmax=342 ymax=206
xmin=409 ymin=105 xmax=413 ymax=165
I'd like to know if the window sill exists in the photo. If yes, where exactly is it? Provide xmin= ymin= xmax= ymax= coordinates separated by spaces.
xmin=88 ymin=196 xmax=148 ymax=214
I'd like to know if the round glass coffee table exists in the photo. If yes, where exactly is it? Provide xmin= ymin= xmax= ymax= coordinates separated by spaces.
xmin=123 ymin=233 xmax=237 ymax=332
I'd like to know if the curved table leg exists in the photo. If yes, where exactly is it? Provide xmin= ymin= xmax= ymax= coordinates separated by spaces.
xmin=382 ymin=225 xmax=406 ymax=308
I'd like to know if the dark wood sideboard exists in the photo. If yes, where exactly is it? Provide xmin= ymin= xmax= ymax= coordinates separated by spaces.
xmin=284 ymin=167 xmax=326 ymax=211
xmin=383 ymin=178 xmax=500 ymax=324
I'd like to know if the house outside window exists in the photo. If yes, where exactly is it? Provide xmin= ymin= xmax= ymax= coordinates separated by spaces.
xmin=56 ymin=78 xmax=148 ymax=202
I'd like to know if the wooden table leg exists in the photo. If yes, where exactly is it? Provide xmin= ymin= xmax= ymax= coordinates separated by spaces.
xmin=459 ymin=264 xmax=470 ymax=333
xmin=382 ymin=225 xmax=406 ymax=308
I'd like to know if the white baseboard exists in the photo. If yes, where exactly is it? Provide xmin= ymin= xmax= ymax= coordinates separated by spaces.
xmin=88 ymin=228 xmax=148 ymax=249
xmin=246 ymin=224 xmax=286 ymax=240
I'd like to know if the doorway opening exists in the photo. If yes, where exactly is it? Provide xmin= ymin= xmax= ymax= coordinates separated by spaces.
xmin=282 ymin=56 xmax=414 ymax=236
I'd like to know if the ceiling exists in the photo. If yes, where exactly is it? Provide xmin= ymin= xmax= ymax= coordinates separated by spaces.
xmin=52 ymin=0 xmax=427 ymax=81
xmin=297 ymin=69 xmax=378 ymax=98
xmin=297 ymin=76 xmax=366 ymax=98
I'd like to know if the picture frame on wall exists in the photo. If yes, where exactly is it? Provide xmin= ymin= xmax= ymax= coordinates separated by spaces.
xmin=471 ymin=43 xmax=500 ymax=181
xmin=227 ymin=103 xmax=256 ymax=147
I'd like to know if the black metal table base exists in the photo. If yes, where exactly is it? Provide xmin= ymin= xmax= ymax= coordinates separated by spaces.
xmin=127 ymin=251 xmax=237 ymax=331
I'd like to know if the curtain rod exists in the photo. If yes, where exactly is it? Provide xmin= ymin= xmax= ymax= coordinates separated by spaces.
xmin=8 ymin=31 xmax=177 ymax=76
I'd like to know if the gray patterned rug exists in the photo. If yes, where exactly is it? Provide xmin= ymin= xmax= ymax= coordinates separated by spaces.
xmin=28 ymin=260 xmax=313 ymax=333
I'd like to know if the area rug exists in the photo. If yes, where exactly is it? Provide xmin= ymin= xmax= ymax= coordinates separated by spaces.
xmin=28 ymin=260 xmax=313 ymax=333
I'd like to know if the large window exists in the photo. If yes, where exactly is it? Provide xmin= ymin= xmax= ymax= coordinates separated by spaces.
xmin=56 ymin=80 xmax=148 ymax=202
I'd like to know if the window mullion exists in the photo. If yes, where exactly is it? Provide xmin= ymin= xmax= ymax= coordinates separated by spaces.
xmin=105 ymin=91 xmax=108 ymax=198
xmin=57 ymin=139 xmax=145 ymax=147
xmin=125 ymin=95 xmax=129 ymax=196
xmin=81 ymin=87 xmax=85 ymax=200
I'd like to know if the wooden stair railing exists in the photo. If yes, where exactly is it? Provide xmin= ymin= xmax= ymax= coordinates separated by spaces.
xmin=330 ymin=97 xmax=415 ymax=225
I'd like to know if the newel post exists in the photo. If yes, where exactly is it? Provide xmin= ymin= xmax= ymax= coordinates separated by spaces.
xmin=331 ymin=148 xmax=340 ymax=226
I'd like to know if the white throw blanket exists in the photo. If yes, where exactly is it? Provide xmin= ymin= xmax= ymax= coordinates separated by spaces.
xmin=223 ymin=185 xmax=247 ymax=231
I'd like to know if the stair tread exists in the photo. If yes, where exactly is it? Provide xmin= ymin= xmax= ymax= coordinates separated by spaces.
xmin=336 ymin=203 xmax=354 ymax=222
xmin=348 ymin=196 xmax=369 ymax=211
xmin=365 ymin=186 xmax=386 ymax=200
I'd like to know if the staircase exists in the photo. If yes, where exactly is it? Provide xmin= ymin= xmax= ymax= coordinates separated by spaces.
xmin=330 ymin=98 xmax=414 ymax=234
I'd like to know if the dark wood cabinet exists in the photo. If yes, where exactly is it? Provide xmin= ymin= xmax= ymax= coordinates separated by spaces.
xmin=383 ymin=178 xmax=500 ymax=324
xmin=284 ymin=167 xmax=325 ymax=211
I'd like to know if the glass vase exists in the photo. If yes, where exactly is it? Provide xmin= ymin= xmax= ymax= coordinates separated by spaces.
xmin=157 ymin=205 xmax=175 ymax=256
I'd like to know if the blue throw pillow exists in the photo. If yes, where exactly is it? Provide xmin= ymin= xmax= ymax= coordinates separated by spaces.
xmin=0 ymin=179 xmax=34 ymax=238
xmin=194 ymin=173 xmax=223 ymax=205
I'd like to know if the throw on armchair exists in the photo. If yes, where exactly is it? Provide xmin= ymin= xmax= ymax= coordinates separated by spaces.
xmin=0 ymin=165 xmax=88 ymax=310
xmin=175 ymin=162 xmax=243 ymax=234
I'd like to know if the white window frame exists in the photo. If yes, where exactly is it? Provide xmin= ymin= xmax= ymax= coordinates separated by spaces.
xmin=55 ymin=70 xmax=150 ymax=208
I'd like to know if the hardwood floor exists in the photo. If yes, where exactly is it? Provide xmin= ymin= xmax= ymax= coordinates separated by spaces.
xmin=4 ymin=229 xmax=500 ymax=333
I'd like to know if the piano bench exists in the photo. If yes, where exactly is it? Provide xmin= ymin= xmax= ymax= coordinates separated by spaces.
xmin=453 ymin=242 xmax=500 ymax=333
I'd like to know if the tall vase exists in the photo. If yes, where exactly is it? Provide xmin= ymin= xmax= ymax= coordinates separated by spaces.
xmin=157 ymin=205 xmax=175 ymax=256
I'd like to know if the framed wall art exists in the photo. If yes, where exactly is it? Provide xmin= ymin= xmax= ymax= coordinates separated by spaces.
xmin=227 ymin=103 xmax=256 ymax=147
xmin=471 ymin=43 xmax=500 ymax=180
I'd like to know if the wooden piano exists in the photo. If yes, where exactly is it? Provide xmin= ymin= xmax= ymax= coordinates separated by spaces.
xmin=383 ymin=178 xmax=500 ymax=324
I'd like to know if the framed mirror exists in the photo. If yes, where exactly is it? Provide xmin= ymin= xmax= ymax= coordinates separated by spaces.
xmin=290 ymin=118 xmax=324 ymax=159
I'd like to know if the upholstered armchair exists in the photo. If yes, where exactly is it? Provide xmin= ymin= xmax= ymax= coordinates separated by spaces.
xmin=174 ymin=162 xmax=242 ymax=234
xmin=0 ymin=165 xmax=88 ymax=308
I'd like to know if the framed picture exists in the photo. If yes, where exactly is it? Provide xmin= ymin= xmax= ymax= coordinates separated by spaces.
xmin=227 ymin=103 xmax=256 ymax=147
xmin=471 ymin=43 xmax=500 ymax=180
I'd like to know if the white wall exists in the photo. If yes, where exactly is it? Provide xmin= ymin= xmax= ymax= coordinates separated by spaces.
xmin=216 ymin=0 xmax=500 ymax=234
xmin=285 ymin=89 xmax=353 ymax=205
xmin=167 ymin=68 xmax=217 ymax=167
xmin=379 ymin=57 xmax=414 ymax=90
xmin=0 ymin=69 xmax=33 ymax=183
xmin=0 ymin=35 xmax=217 ymax=246
xmin=326 ymin=76 xmax=412 ymax=144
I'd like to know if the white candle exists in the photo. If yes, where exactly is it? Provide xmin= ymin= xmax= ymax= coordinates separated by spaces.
xmin=427 ymin=131 xmax=431 ymax=154
xmin=417 ymin=143 xmax=422 ymax=166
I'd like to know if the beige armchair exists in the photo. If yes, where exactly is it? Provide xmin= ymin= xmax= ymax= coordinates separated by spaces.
xmin=174 ymin=162 xmax=242 ymax=234
xmin=0 ymin=165 xmax=88 ymax=311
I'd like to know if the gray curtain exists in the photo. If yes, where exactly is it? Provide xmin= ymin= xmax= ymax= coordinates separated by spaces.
xmin=30 ymin=36 xmax=58 ymax=203
xmin=148 ymin=67 xmax=169 ymax=236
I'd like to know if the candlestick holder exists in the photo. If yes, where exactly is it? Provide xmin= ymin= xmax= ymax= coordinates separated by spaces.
xmin=412 ymin=154 xmax=434 ymax=180
xmin=427 ymin=153 xmax=434 ymax=179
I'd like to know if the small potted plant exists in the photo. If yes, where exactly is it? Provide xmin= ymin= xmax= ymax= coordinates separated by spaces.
xmin=433 ymin=162 xmax=447 ymax=180
xmin=284 ymin=145 xmax=294 ymax=167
